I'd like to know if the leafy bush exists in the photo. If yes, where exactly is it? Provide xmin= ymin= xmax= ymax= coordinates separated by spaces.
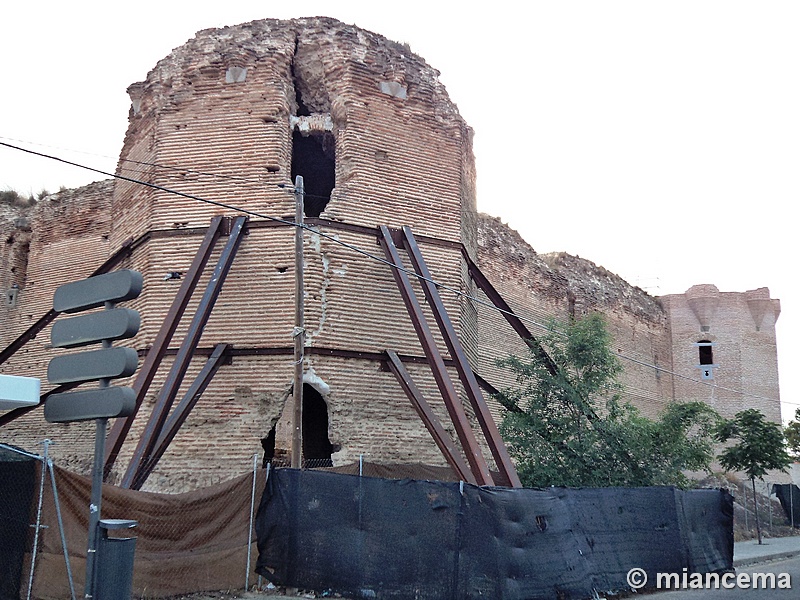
xmin=0 ymin=189 xmax=36 ymax=208
xmin=497 ymin=313 xmax=719 ymax=488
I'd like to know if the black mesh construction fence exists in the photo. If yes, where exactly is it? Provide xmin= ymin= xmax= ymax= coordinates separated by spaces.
xmin=0 ymin=446 xmax=37 ymax=600
xmin=256 ymin=469 xmax=734 ymax=600
xmin=772 ymin=483 xmax=800 ymax=527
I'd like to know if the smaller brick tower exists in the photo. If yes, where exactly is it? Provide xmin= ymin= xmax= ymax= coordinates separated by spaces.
xmin=661 ymin=284 xmax=781 ymax=423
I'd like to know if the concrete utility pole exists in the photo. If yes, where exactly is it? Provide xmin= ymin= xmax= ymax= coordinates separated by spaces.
xmin=291 ymin=175 xmax=305 ymax=469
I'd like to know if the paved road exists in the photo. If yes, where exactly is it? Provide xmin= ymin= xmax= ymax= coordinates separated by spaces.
xmin=647 ymin=555 xmax=799 ymax=599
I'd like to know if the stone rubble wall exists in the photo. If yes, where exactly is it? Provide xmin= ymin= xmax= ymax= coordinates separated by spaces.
xmin=476 ymin=213 xmax=674 ymax=419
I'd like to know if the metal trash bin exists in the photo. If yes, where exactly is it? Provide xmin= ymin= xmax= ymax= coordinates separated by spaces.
xmin=95 ymin=519 xmax=137 ymax=600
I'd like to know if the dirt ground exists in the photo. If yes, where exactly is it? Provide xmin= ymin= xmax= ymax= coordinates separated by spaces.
xmin=190 ymin=588 xmax=354 ymax=600
xmin=245 ymin=591 xmax=344 ymax=599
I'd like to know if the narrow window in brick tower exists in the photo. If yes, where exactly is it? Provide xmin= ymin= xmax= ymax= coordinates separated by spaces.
xmin=698 ymin=340 xmax=713 ymax=366
xmin=291 ymin=130 xmax=335 ymax=218
xmin=302 ymin=384 xmax=333 ymax=466
xmin=9 ymin=237 xmax=30 ymax=287
xmin=698 ymin=340 xmax=715 ymax=380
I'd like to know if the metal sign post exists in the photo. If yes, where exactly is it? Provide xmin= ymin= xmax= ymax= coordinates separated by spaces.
xmin=44 ymin=270 xmax=142 ymax=599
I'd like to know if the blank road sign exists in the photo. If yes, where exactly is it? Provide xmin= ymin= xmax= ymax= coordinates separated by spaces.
xmin=45 ymin=268 xmax=143 ymax=424
xmin=47 ymin=347 xmax=139 ymax=385
xmin=44 ymin=387 xmax=136 ymax=423
xmin=53 ymin=270 xmax=143 ymax=313
xmin=51 ymin=308 xmax=141 ymax=349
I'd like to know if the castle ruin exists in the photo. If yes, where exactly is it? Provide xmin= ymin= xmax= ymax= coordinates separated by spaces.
xmin=0 ymin=17 xmax=782 ymax=492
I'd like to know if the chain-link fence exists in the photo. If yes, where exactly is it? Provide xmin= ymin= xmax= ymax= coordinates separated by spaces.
xmin=731 ymin=477 xmax=799 ymax=540
xmin=1 ymin=442 xmax=268 ymax=600
xmin=8 ymin=440 xmax=777 ymax=600
xmin=768 ymin=481 xmax=800 ymax=530
xmin=2 ymin=443 xmax=455 ymax=600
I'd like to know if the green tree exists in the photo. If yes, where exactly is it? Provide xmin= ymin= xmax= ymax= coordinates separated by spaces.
xmin=497 ymin=313 xmax=718 ymax=488
xmin=785 ymin=408 xmax=800 ymax=458
xmin=715 ymin=409 xmax=792 ymax=544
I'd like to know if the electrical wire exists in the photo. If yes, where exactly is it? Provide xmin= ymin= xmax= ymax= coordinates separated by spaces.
xmin=0 ymin=135 xmax=330 ymax=200
xmin=1 ymin=139 xmax=789 ymax=411
xmin=1 ymin=140 xmax=552 ymax=329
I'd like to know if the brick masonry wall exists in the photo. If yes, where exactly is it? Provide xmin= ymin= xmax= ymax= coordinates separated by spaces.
xmin=1 ymin=18 xmax=482 ymax=491
xmin=0 ymin=181 xmax=114 ymax=375
xmin=1 ymin=202 xmax=33 ymax=338
xmin=1 ymin=182 xmax=115 ymax=471
xmin=2 ymin=192 xmax=784 ymax=489
xmin=113 ymin=18 xmax=473 ymax=242
xmin=110 ymin=17 xmax=478 ymax=490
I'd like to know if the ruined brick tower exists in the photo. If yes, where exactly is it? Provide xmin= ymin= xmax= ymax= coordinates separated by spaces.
xmin=1 ymin=17 xmax=784 ymax=492
xmin=110 ymin=16 xmax=490 ymax=489
xmin=2 ymin=17 xmax=488 ymax=491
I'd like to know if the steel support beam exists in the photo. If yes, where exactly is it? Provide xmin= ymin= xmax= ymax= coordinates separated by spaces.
xmin=464 ymin=252 xmax=599 ymax=426
xmin=131 ymin=343 xmax=230 ymax=488
xmin=378 ymin=226 xmax=493 ymax=486
xmin=0 ymin=404 xmax=37 ymax=427
xmin=466 ymin=255 xmax=536 ymax=342
xmin=466 ymin=255 xmax=562 ymax=379
xmin=402 ymin=226 xmax=521 ymax=487
xmin=0 ymin=310 xmax=59 ymax=368
xmin=104 ymin=216 xmax=225 ymax=476
xmin=120 ymin=216 xmax=247 ymax=488
xmin=386 ymin=350 xmax=475 ymax=484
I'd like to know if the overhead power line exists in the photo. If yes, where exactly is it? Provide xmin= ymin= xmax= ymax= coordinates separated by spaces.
xmin=0 ymin=139 xmax=787 ymax=410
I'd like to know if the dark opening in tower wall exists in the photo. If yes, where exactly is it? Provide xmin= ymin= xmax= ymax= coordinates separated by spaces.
xmin=294 ymin=78 xmax=311 ymax=116
xmin=291 ymin=130 xmax=335 ymax=218
xmin=261 ymin=426 xmax=276 ymax=467
xmin=302 ymin=384 xmax=333 ymax=466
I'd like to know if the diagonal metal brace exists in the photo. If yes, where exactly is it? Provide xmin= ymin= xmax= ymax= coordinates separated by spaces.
xmin=104 ymin=217 xmax=225 ymax=476
xmin=466 ymin=252 xmax=598 ymax=421
xmin=401 ymin=226 xmax=521 ymax=487
xmin=386 ymin=350 xmax=476 ymax=484
xmin=378 ymin=226 xmax=493 ymax=486
xmin=120 ymin=216 xmax=247 ymax=488
xmin=131 ymin=343 xmax=230 ymax=488
xmin=465 ymin=254 xmax=561 ymax=378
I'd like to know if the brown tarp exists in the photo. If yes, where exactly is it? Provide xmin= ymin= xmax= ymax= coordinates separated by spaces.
xmin=23 ymin=460 xmax=463 ymax=599
xmin=29 ymin=463 xmax=266 ymax=599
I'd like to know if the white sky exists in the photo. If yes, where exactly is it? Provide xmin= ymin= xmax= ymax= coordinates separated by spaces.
xmin=2 ymin=1 xmax=797 ymax=421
